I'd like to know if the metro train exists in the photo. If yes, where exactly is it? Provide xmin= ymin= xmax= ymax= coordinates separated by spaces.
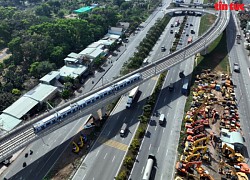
xmin=33 ymin=73 xmax=142 ymax=133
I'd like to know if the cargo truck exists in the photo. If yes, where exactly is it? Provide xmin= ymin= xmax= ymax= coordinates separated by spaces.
xmin=182 ymin=78 xmax=189 ymax=95
xmin=126 ymin=86 xmax=139 ymax=108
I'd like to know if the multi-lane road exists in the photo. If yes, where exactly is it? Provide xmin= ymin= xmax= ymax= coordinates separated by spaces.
xmin=0 ymin=0 xmax=174 ymax=179
xmin=227 ymin=11 xmax=250 ymax=165
xmin=129 ymin=6 xmax=202 ymax=180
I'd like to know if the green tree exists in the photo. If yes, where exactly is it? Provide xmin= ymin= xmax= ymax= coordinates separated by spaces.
xmin=12 ymin=88 xmax=21 ymax=95
xmin=61 ymin=89 xmax=71 ymax=99
xmin=29 ymin=61 xmax=56 ymax=78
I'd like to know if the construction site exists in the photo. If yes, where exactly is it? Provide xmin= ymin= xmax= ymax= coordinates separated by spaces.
xmin=175 ymin=69 xmax=250 ymax=180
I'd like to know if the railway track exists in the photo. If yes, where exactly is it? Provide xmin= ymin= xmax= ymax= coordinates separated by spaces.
xmin=0 ymin=9 xmax=229 ymax=162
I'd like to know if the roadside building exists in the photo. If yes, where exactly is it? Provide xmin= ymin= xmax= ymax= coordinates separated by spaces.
xmin=108 ymin=27 xmax=124 ymax=36
xmin=40 ymin=71 xmax=60 ymax=85
xmin=0 ymin=83 xmax=58 ymax=133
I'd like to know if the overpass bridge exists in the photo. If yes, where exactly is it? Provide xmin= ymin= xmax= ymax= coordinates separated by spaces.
xmin=0 ymin=7 xmax=230 ymax=162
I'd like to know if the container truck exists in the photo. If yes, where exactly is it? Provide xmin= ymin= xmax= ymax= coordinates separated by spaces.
xmin=126 ymin=86 xmax=139 ymax=108
xmin=182 ymin=78 xmax=189 ymax=95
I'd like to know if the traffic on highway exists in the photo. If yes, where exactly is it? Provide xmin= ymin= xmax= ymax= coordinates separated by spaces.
xmin=2 ymin=0 xmax=250 ymax=180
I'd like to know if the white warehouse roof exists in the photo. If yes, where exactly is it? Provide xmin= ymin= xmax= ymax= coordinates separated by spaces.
xmin=3 ymin=97 xmax=39 ymax=119
xmin=0 ymin=114 xmax=22 ymax=132
xmin=60 ymin=65 xmax=88 ymax=79
xmin=24 ymin=83 xmax=58 ymax=102
xmin=40 ymin=71 xmax=60 ymax=84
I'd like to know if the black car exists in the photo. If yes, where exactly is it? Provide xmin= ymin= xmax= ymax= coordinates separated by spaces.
xmin=170 ymin=30 xmax=173 ymax=34
xmin=171 ymin=24 xmax=174 ymax=28
xmin=191 ymin=30 xmax=195 ymax=34
xmin=190 ymin=23 xmax=193 ymax=26
xmin=186 ymin=34 xmax=189 ymax=36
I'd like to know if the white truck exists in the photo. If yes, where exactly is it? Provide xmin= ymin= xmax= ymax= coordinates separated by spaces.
xmin=126 ymin=86 xmax=139 ymax=108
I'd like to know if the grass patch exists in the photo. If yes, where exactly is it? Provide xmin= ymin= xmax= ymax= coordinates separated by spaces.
xmin=177 ymin=30 xmax=229 ymax=154
xmin=199 ymin=14 xmax=217 ymax=36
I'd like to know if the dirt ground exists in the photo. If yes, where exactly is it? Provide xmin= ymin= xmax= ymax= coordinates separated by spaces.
xmin=48 ymin=117 xmax=101 ymax=180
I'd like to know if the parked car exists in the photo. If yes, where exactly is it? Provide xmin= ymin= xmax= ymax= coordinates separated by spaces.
xmin=171 ymin=24 xmax=174 ymax=28
xmin=191 ymin=30 xmax=195 ymax=34
xmin=170 ymin=30 xmax=173 ymax=34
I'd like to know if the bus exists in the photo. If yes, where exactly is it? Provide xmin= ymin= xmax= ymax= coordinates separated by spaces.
xmin=188 ymin=37 xmax=192 ymax=44
xmin=142 ymin=154 xmax=155 ymax=180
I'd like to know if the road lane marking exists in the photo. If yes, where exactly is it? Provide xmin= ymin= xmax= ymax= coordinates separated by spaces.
xmin=83 ymin=174 xmax=86 ymax=179
xmin=155 ymin=126 xmax=157 ymax=131
xmin=149 ymin=144 xmax=151 ymax=150
xmin=165 ymin=149 xmax=168 ymax=157
xmin=163 ymin=128 xmax=165 ymax=133
xmin=157 ymin=147 xmax=160 ymax=153
xmin=104 ymin=153 xmax=107 ymax=159
xmin=112 ymin=156 xmax=116 ymax=162
xmin=167 ymin=112 xmax=169 ymax=117
xmin=107 ymin=131 xmax=111 ymax=136
xmin=171 ymin=130 xmax=173 ymax=135
xmin=96 ymin=150 xmax=100 ymax=157
xmin=161 ymin=174 xmax=163 ymax=180
xmin=98 ymin=137 xmax=128 ymax=151
xmin=141 ymin=166 xmax=145 ymax=174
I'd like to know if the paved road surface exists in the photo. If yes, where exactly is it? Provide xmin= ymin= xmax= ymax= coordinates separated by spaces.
xmin=0 ymin=1 xmax=173 ymax=180
xmin=129 ymin=9 xmax=202 ymax=180
xmin=227 ymin=12 xmax=250 ymax=165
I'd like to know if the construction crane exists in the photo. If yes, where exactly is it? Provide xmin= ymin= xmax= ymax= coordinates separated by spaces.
xmin=72 ymin=141 xmax=80 ymax=153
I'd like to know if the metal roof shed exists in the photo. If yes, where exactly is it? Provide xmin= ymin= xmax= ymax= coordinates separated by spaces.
xmin=40 ymin=71 xmax=60 ymax=85
xmin=3 ymin=97 xmax=38 ymax=119
xmin=24 ymin=83 xmax=58 ymax=103
xmin=0 ymin=114 xmax=22 ymax=132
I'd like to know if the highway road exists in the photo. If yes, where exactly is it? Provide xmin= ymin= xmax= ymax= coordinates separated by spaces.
xmin=0 ymin=1 xmax=175 ymax=179
xmin=226 ymin=12 xmax=250 ymax=165
xmin=129 ymin=10 xmax=202 ymax=180
xmin=72 ymin=7 xmax=182 ymax=180
xmin=72 ymin=80 xmax=156 ymax=180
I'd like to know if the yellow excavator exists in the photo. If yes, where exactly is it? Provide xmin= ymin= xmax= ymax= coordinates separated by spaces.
xmin=184 ymin=146 xmax=208 ymax=155
xmin=72 ymin=141 xmax=80 ymax=153
xmin=185 ymin=137 xmax=210 ymax=148
xmin=222 ymin=144 xmax=245 ymax=163
xmin=219 ymin=160 xmax=249 ymax=180
xmin=78 ymin=136 xmax=84 ymax=148
xmin=180 ymin=153 xmax=200 ymax=163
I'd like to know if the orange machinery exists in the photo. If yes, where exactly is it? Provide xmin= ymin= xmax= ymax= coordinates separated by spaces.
xmin=176 ymin=161 xmax=202 ymax=174
xmin=187 ymin=133 xmax=207 ymax=142
xmin=186 ymin=124 xmax=205 ymax=135
xmin=185 ymin=119 xmax=209 ymax=129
